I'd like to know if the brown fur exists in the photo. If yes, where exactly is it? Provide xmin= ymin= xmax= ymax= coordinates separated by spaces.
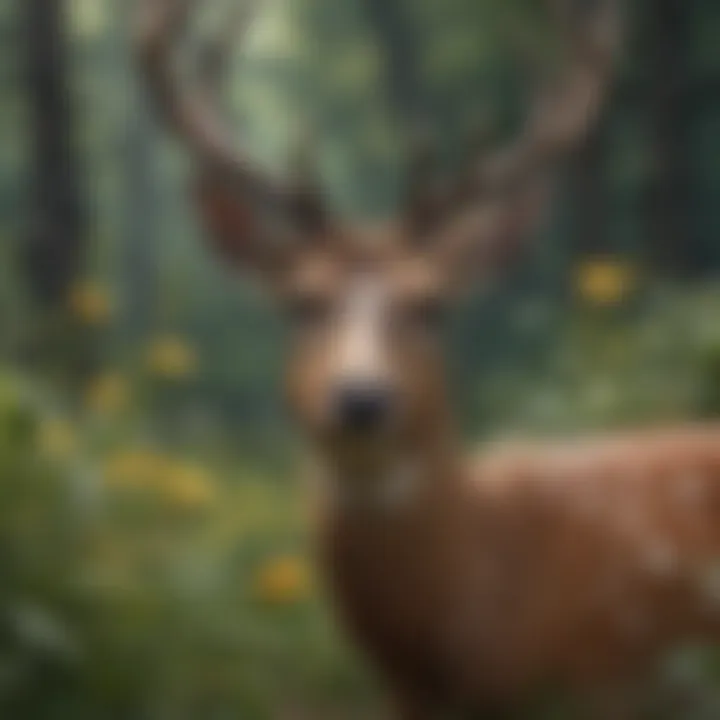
xmin=319 ymin=425 xmax=720 ymax=717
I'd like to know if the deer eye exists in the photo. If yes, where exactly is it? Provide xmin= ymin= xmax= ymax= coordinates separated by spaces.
xmin=401 ymin=295 xmax=446 ymax=330
xmin=288 ymin=293 xmax=334 ymax=328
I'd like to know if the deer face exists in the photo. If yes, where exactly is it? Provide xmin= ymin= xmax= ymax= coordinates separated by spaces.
xmin=281 ymin=238 xmax=448 ymax=451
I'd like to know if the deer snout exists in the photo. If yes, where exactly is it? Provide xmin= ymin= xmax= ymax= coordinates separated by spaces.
xmin=332 ymin=381 xmax=395 ymax=433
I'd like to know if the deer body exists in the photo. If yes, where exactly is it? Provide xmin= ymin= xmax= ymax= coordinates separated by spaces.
xmin=320 ymin=426 xmax=720 ymax=715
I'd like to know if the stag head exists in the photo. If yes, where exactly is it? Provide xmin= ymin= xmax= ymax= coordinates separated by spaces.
xmin=136 ymin=0 xmax=620 ymax=460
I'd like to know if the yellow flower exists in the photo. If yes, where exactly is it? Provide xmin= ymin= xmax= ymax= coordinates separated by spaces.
xmin=68 ymin=281 xmax=113 ymax=325
xmin=575 ymin=259 xmax=634 ymax=307
xmin=103 ymin=450 xmax=216 ymax=510
xmin=85 ymin=373 xmax=129 ymax=415
xmin=253 ymin=556 xmax=312 ymax=606
xmin=38 ymin=418 xmax=77 ymax=459
xmin=162 ymin=462 xmax=216 ymax=510
xmin=146 ymin=336 xmax=198 ymax=380
xmin=103 ymin=449 xmax=168 ymax=489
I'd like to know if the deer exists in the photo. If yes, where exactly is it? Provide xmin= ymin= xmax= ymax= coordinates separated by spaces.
xmin=136 ymin=0 xmax=720 ymax=717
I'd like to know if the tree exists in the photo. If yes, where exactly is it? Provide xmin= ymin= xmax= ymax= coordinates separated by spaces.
xmin=568 ymin=122 xmax=610 ymax=257
xmin=643 ymin=0 xmax=695 ymax=276
xmin=117 ymin=3 xmax=160 ymax=343
xmin=21 ymin=0 xmax=86 ymax=308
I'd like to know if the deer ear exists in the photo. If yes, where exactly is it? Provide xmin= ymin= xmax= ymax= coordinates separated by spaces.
xmin=193 ymin=170 xmax=261 ymax=270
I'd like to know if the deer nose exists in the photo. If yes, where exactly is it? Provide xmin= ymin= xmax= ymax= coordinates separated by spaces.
xmin=334 ymin=382 xmax=394 ymax=432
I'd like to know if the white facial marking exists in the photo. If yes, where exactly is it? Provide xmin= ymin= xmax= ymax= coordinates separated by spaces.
xmin=335 ymin=278 xmax=389 ymax=385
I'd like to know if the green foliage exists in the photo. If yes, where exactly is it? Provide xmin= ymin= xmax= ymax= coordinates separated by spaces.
xmin=474 ymin=283 xmax=720 ymax=439
xmin=0 ymin=365 xmax=380 ymax=719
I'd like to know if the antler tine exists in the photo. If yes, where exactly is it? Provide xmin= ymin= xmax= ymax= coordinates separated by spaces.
xmin=473 ymin=0 xmax=620 ymax=196
xmin=135 ymin=0 xmax=301 ymax=203
xmin=426 ymin=0 xmax=621 ymax=283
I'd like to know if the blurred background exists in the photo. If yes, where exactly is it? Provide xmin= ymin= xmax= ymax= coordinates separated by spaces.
xmin=1 ymin=0 xmax=720 ymax=717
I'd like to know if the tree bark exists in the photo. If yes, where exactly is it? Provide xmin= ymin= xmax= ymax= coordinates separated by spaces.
xmin=21 ymin=0 xmax=86 ymax=307
xmin=644 ymin=0 xmax=696 ymax=277
xmin=362 ymin=0 xmax=424 ymax=124
xmin=117 ymin=4 xmax=159 ymax=342
xmin=568 ymin=121 xmax=609 ymax=257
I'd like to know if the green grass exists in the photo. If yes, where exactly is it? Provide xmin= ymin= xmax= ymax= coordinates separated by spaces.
xmin=0 ymin=371 xmax=383 ymax=719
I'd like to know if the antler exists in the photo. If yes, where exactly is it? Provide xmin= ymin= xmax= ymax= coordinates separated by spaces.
xmin=423 ymin=0 xmax=621 ymax=278
xmin=135 ymin=0 xmax=325 ymax=239
xmin=476 ymin=0 xmax=619 ymax=194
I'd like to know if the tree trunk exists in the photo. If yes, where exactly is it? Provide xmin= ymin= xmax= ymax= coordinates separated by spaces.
xmin=362 ymin=0 xmax=424 ymax=124
xmin=20 ymin=0 xmax=95 ymax=389
xmin=644 ymin=0 xmax=696 ymax=277
xmin=117 ymin=4 xmax=159 ymax=343
xmin=568 ymin=121 xmax=608 ymax=257
xmin=21 ymin=0 xmax=86 ymax=307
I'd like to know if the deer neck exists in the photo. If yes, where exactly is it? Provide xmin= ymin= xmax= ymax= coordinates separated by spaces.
xmin=313 ymin=409 xmax=462 ymax=518
xmin=313 ymin=405 xmax=470 ymax=640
